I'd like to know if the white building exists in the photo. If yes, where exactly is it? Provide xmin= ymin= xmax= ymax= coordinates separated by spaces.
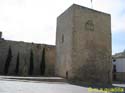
xmin=112 ymin=51 xmax=125 ymax=81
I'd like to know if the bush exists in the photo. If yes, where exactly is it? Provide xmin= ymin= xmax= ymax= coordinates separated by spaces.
xmin=4 ymin=46 xmax=12 ymax=75
xmin=28 ymin=49 xmax=34 ymax=75
xmin=15 ymin=52 xmax=19 ymax=75
xmin=40 ymin=48 xmax=46 ymax=75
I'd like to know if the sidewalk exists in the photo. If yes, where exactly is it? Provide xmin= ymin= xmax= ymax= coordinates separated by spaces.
xmin=0 ymin=76 xmax=66 ymax=82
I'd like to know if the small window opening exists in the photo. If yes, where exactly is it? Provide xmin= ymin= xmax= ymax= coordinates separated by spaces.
xmin=113 ymin=59 xmax=116 ymax=62
xmin=62 ymin=34 xmax=64 ymax=43
xmin=113 ymin=65 xmax=116 ymax=72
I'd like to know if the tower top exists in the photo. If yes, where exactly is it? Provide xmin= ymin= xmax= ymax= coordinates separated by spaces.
xmin=58 ymin=4 xmax=110 ymax=19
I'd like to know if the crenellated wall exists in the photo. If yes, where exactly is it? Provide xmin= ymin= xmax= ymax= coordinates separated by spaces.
xmin=0 ymin=39 xmax=56 ymax=76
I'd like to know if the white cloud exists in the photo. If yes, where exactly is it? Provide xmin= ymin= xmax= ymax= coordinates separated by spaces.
xmin=112 ymin=14 xmax=125 ymax=32
xmin=0 ymin=0 xmax=124 ymax=47
xmin=93 ymin=0 xmax=125 ymax=32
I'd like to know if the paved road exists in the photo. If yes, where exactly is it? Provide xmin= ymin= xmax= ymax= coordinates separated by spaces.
xmin=0 ymin=76 xmax=89 ymax=93
xmin=0 ymin=76 xmax=125 ymax=93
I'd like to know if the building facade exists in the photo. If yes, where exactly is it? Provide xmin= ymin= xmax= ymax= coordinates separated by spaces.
xmin=55 ymin=4 xmax=112 ymax=84
xmin=112 ymin=51 xmax=125 ymax=81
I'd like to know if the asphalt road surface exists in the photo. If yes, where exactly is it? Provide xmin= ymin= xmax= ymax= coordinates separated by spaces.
xmin=0 ymin=76 xmax=125 ymax=93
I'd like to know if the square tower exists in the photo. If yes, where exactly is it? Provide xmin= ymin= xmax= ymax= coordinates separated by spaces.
xmin=56 ymin=4 xmax=112 ymax=84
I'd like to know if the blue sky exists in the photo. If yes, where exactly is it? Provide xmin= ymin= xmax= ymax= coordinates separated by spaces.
xmin=0 ymin=0 xmax=124 ymax=54
xmin=112 ymin=31 xmax=125 ymax=54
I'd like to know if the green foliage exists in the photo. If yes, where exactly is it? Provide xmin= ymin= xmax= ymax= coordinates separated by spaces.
xmin=28 ymin=49 xmax=34 ymax=75
xmin=4 ymin=46 xmax=12 ymax=75
xmin=40 ymin=48 xmax=46 ymax=75
xmin=15 ymin=52 xmax=19 ymax=75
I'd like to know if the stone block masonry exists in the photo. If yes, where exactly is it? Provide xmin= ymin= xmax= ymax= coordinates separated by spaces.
xmin=55 ymin=4 xmax=112 ymax=84
xmin=0 ymin=38 xmax=55 ymax=76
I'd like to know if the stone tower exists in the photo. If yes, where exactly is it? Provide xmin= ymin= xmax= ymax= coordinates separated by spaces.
xmin=55 ymin=4 xmax=112 ymax=84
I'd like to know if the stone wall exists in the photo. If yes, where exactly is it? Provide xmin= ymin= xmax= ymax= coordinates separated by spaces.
xmin=55 ymin=5 xmax=73 ymax=78
xmin=0 ymin=39 xmax=56 ymax=76
xmin=56 ymin=4 xmax=112 ymax=84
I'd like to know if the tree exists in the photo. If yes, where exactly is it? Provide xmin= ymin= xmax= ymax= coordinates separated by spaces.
xmin=28 ymin=49 xmax=34 ymax=75
xmin=4 ymin=46 xmax=12 ymax=75
xmin=15 ymin=52 xmax=19 ymax=75
xmin=40 ymin=48 xmax=46 ymax=75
